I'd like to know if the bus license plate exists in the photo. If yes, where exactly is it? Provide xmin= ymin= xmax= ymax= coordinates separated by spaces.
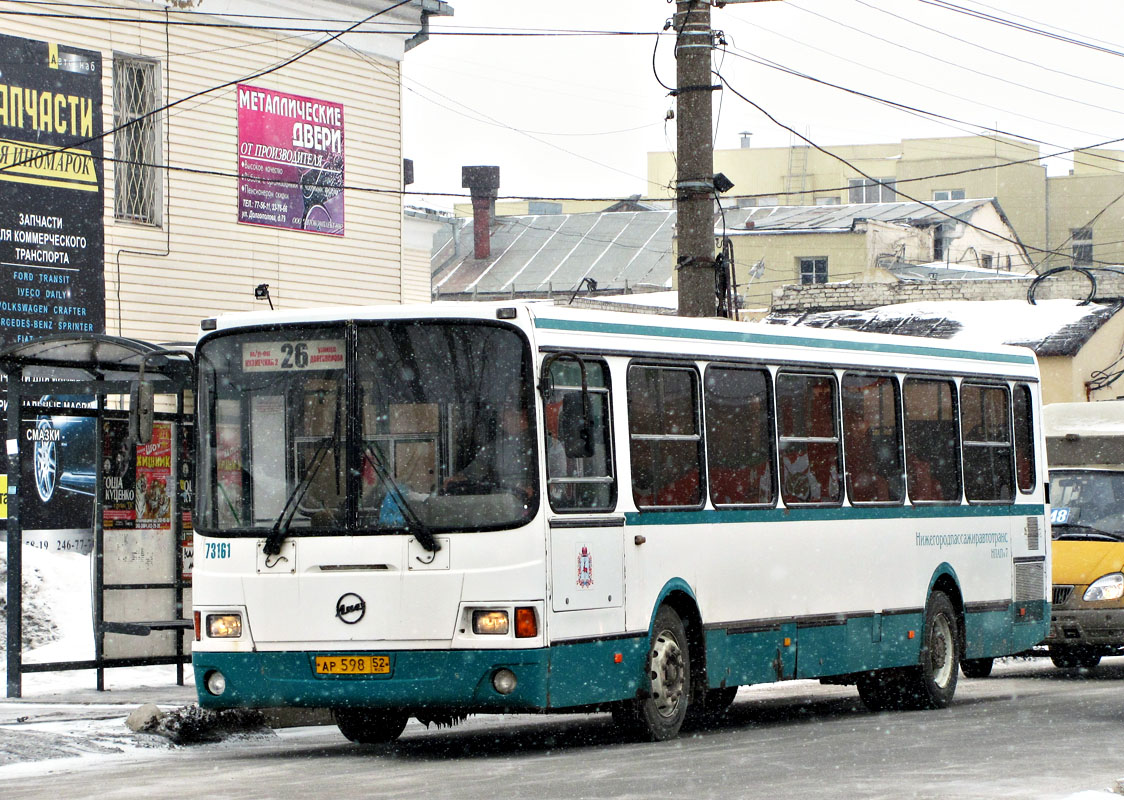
xmin=315 ymin=655 xmax=390 ymax=675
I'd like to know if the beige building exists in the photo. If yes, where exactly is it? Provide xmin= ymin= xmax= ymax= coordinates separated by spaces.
xmin=717 ymin=199 xmax=1031 ymax=309
xmin=649 ymin=134 xmax=1124 ymax=272
xmin=1 ymin=0 xmax=447 ymax=348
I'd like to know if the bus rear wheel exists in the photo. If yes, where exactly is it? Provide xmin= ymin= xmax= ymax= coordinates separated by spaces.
xmin=332 ymin=708 xmax=408 ymax=744
xmin=614 ymin=605 xmax=691 ymax=741
xmin=898 ymin=591 xmax=960 ymax=709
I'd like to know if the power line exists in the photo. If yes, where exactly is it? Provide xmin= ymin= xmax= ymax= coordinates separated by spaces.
xmin=719 ymin=44 xmax=1124 ymax=171
xmin=914 ymin=0 xmax=1124 ymax=59
xmin=774 ymin=1 xmax=1120 ymax=139
xmin=849 ymin=0 xmax=1124 ymax=100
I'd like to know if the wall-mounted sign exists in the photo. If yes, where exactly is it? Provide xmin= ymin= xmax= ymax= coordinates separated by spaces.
xmin=0 ymin=33 xmax=105 ymax=348
xmin=236 ymin=84 xmax=345 ymax=236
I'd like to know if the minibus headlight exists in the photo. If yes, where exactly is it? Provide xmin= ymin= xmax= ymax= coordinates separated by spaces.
xmin=207 ymin=613 xmax=243 ymax=638
xmin=1083 ymin=573 xmax=1124 ymax=602
xmin=472 ymin=610 xmax=509 ymax=635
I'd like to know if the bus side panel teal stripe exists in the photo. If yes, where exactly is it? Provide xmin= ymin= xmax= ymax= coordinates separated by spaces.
xmin=624 ymin=504 xmax=1045 ymax=527
xmin=546 ymin=636 xmax=648 ymax=708
xmin=705 ymin=614 xmax=926 ymax=686
xmin=964 ymin=604 xmax=1048 ymax=659
xmin=532 ymin=317 xmax=1035 ymax=365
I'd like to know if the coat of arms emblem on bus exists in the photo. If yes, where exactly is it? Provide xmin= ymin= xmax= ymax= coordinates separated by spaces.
xmin=576 ymin=545 xmax=593 ymax=588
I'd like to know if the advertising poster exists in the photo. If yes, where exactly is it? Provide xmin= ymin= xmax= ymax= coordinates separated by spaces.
xmin=0 ymin=33 xmax=105 ymax=347
xmin=136 ymin=423 xmax=172 ymax=530
xmin=19 ymin=410 xmax=96 ymax=551
xmin=236 ymin=83 xmax=345 ymax=236
xmin=101 ymin=419 xmax=136 ymax=529
xmin=178 ymin=423 xmax=193 ymax=583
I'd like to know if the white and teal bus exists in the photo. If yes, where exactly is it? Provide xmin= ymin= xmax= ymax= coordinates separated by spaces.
xmin=190 ymin=302 xmax=1049 ymax=742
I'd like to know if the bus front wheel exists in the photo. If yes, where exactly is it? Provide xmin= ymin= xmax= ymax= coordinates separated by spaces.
xmin=332 ymin=708 xmax=408 ymax=744
xmin=614 ymin=605 xmax=691 ymax=741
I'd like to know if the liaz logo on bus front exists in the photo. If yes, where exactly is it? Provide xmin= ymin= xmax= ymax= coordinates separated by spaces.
xmin=335 ymin=593 xmax=365 ymax=624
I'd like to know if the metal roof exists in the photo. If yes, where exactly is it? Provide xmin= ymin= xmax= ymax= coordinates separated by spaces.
xmin=432 ymin=210 xmax=675 ymax=296
xmin=723 ymin=198 xmax=997 ymax=234
xmin=765 ymin=299 xmax=1124 ymax=358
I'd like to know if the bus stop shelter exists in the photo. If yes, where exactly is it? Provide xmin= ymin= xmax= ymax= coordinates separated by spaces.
xmin=2 ymin=334 xmax=195 ymax=698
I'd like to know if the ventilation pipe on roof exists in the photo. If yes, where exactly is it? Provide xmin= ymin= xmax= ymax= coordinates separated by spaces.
xmin=462 ymin=166 xmax=500 ymax=260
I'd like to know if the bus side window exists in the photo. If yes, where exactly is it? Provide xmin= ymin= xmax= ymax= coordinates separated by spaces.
xmin=961 ymin=383 xmax=1014 ymax=503
xmin=627 ymin=365 xmax=704 ymax=509
xmin=543 ymin=359 xmax=615 ymax=512
xmin=776 ymin=372 xmax=841 ymax=506
xmin=903 ymin=378 xmax=962 ymax=503
xmin=704 ymin=365 xmax=776 ymax=506
xmin=1012 ymin=383 xmax=1035 ymax=494
xmin=842 ymin=373 xmax=904 ymax=504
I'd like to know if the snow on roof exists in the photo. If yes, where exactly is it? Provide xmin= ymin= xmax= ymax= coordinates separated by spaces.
xmin=766 ymin=298 xmax=1123 ymax=356
xmin=1044 ymin=400 xmax=1124 ymax=436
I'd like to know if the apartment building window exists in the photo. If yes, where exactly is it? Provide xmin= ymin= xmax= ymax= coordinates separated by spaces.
xmin=799 ymin=257 xmax=828 ymax=284
xmin=981 ymin=253 xmax=993 ymax=269
xmin=933 ymin=189 xmax=965 ymax=201
xmin=1072 ymin=227 xmax=1093 ymax=265
xmin=848 ymin=178 xmax=896 ymax=203
xmin=113 ymin=54 xmax=162 ymax=225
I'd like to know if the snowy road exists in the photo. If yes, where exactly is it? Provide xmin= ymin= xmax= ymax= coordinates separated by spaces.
xmin=2 ymin=658 xmax=1123 ymax=799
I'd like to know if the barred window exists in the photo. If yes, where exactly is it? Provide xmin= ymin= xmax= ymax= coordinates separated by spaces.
xmin=113 ymin=55 xmax=162 ymax=225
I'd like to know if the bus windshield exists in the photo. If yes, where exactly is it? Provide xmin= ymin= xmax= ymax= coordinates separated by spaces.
xmin=195 ymin=320 xmax=537 ymax=535
xmin=1049 ymin=469 xmax=1124 ymax=541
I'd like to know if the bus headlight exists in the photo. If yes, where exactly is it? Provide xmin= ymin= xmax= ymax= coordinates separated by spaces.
xmin=207 ymin=614 xmax=243 ymax=638
xmin=1084 ymin=573 xmax=1124 ymax=602
xmin=472 ymin=610 xmax=509 ymax=635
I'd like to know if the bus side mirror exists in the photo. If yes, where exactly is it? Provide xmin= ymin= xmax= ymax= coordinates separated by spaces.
xmin=129 ymin=380 xmax=155 ymax=445
xmin=559 ymin=391 xmax=595 ymax=459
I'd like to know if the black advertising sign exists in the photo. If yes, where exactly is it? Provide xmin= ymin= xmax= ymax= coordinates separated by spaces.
xmin=0 ymin=33 xmax=105 ymax=347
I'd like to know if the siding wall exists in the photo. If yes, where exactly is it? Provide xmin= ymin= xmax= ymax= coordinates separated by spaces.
xmin=9 ymin=0 xmax=420 ymax=344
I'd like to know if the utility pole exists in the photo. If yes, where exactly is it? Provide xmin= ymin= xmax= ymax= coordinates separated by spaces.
xmin=674 ymin=0 xmax=717 ymax=318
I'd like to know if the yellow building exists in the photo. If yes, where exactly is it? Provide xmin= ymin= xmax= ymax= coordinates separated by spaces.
xmin=649 ymin=135 xmax=1124 ymax=272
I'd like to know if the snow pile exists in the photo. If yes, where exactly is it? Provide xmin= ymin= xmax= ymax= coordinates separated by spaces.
xmin=129 ymin=704 xmax=272 ymax=745
xmin=0 ymin=547 xmax=61 ymax=651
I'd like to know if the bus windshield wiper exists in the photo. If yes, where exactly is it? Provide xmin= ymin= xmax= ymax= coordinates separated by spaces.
xmin=263 ymin=436 xmax=334 ymax=556
xmin=362 ymin=441 xmax=441 ymax=554
xmin=1052 ymin=523 xmax=1124 ymax=542
xmin=264 ymin=374 xmax=344 ymax=557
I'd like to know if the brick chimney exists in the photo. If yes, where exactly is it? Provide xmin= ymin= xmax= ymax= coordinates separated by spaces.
xmin=461 ymin=165 xmax=500 ymax=260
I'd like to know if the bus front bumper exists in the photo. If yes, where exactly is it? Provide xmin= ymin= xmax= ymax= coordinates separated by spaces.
xmin=193 ymin=648 xmax=552 ymax=712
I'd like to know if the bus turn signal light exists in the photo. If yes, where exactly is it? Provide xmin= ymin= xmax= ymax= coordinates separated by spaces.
xmin=515 ymin=607 xmax=537 ymax=638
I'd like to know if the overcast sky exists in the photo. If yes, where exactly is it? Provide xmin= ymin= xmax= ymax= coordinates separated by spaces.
xmin=400 ymin=0 xmax=1124 ymax=211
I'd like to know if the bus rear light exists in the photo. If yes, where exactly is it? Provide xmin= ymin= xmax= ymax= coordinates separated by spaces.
xmin=207 ymin=614 xmax=242 ymax=638
xmin=514 ymin=607 xmax=537 ymax=638
xmin=473 ymin=610 xmax=509 ymax=635
xmin=193 ymin=611 xmax=201 ymax=642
